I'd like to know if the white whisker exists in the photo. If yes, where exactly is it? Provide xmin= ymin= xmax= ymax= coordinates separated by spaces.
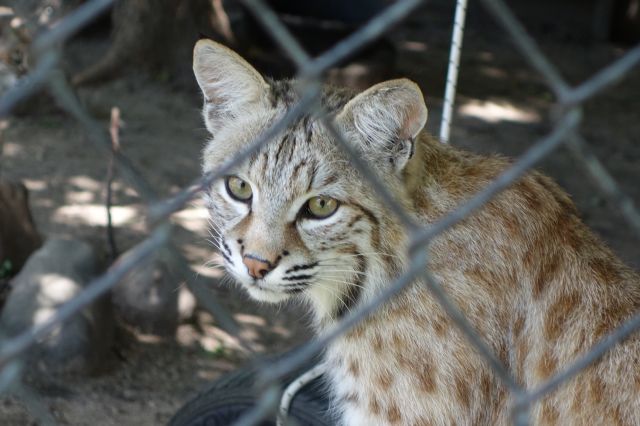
xmin=316 ymin=277 xmax=367 ymax=290
xmin=320 ymin=269 xmax=368 ymax=277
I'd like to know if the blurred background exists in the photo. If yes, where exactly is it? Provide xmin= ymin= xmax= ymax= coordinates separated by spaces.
xmin=0 ymin=0 xmax=638 ymax=424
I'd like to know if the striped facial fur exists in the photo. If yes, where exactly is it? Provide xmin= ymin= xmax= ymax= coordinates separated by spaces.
xmin=205 ymin=136 xmax=379 ymax=322
xmin=194 ymin=40 xmax=424 ymax=324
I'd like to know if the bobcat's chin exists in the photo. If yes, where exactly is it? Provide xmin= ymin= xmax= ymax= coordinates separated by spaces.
xmin=244 ymin=283 xmax=291 ymax=304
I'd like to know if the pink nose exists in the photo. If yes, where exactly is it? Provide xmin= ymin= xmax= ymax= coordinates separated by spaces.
xmin=242 ymin=255 xmax=273 ymax=279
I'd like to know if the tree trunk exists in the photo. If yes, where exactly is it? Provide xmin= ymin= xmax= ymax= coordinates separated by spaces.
xmin=73 ymin=0 xmax=215 ymax=85
xmin=0 ymin=180 xmax=42 ymax=274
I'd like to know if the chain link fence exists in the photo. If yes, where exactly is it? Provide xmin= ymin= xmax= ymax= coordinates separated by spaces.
xmin=1 ymin=0 xmax=640 ymax=425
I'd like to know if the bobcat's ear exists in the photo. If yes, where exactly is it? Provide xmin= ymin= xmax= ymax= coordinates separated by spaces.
xmin=193 ymin=39 xmax=269 ymax=134
xmin=336 ymin=79 xmax=428 ymax=173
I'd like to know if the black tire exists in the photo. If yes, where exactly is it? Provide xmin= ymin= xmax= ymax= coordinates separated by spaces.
xmin=169 ymin=363 xmax=334 ymax=426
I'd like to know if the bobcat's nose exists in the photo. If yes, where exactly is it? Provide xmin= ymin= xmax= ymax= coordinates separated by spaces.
xmin=243 ymin=254 xmax=274 ymax=279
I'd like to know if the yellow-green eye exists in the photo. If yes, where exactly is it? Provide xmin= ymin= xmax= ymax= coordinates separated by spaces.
xmin=306 ymin=196 xmax=339 ymax=219
xmin=225 ymin=176 xmax=252 ymax=201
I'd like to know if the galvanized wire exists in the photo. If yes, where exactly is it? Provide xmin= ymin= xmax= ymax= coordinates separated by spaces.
xmin=0 ymin=0 xmax=639 ymax=425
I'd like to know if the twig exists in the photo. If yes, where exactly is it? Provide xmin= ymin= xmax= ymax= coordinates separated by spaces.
xmin=211 ymin=0 xmax=235 ymax=43
xmin=106 ymin=106 xmax=121 ymax=261
xmin=0 ymin=119 xmax=7 ymax=177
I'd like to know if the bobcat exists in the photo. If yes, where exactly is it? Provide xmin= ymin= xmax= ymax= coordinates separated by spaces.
xmin=193 ymin=39 xmax=640 ymax=425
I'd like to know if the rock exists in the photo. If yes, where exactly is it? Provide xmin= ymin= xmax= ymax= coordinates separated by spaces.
xmin=0 ymin=239 xmax=113 ymax=375
xmin=0 ymin=180 xmax=42 ymax=274
xmin=178 ymin=285 xmax=197 ymax=322
xmin=112 ymin=248 xmax=180 ymax=336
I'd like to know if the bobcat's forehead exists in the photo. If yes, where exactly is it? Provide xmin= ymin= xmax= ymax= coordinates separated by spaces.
xmin=249 ymin=122 xmax=346 ymax=196
xmin=267 ymin=79 xmax=356 ymax=112
xmin=202 ymin=80 xmax=354 ymax=178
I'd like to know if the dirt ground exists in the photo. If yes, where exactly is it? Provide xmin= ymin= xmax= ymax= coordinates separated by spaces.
xmin=1 ymin=2 xmax=639 ymax=425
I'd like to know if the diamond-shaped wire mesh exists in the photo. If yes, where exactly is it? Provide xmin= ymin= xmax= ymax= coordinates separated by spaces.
xmin=1 ymin=0 xmax=640 ymax=425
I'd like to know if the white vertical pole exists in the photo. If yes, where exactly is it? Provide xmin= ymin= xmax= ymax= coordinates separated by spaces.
xmin=439 ymin=0 xmax=469 ymax=144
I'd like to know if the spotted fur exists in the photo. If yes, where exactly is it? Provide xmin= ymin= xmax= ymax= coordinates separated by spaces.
xmin=194 ymin=40 xmax=640 ymax=425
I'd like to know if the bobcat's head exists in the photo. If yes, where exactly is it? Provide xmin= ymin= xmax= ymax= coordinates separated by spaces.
xmin=193 ymin=40 xmax=428 ymax=323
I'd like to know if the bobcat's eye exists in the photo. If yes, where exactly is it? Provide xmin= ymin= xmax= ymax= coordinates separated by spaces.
xmin=305 ymin=196 xmax=339 ymax=219
xmin=225 ymin=176 xmax=252 ymax=202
